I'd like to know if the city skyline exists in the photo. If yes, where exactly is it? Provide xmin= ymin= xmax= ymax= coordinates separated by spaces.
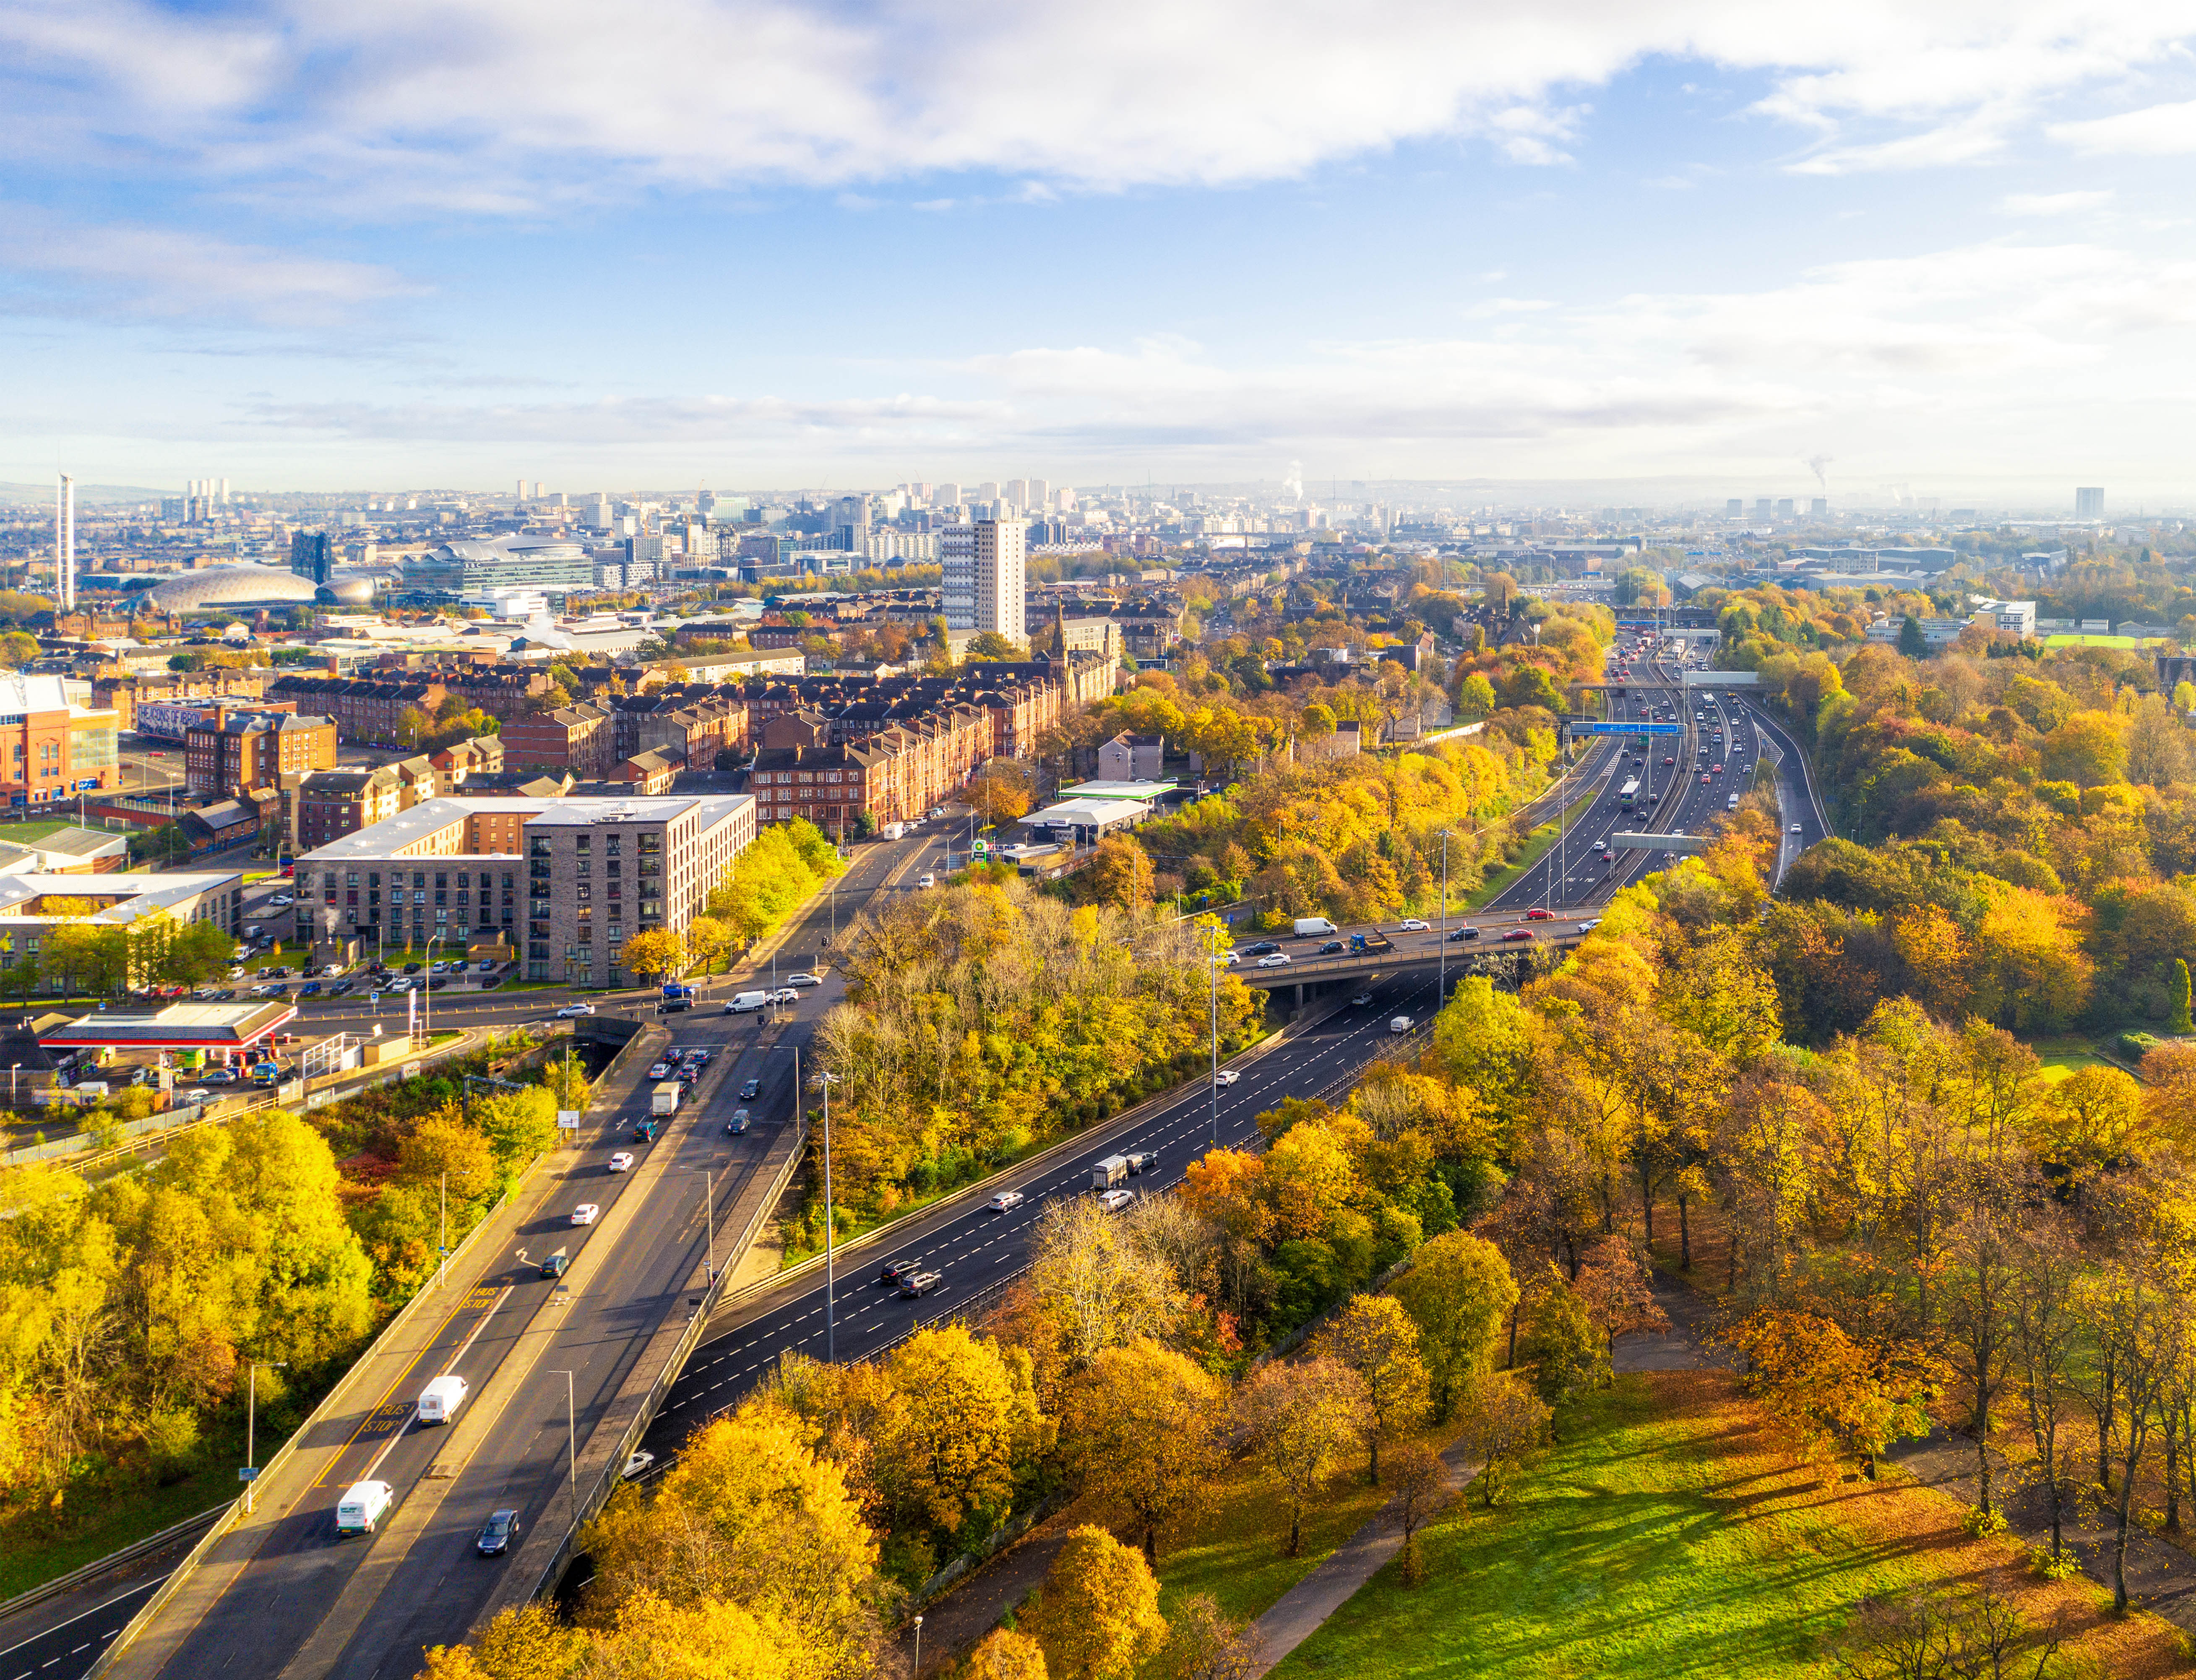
xmin=5 ymin=2 xmax=2195 ymax=495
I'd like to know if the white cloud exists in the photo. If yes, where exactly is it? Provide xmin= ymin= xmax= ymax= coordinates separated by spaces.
xmin=0 ymin=211 xmax=421 ymax=327
xmin=2000 ymin=189 xmax=2114 ymax=214
xmin=2050 ymin=99 xmax=2196 ymax=155
xmin=1 ymin=1 xmax=2192 ymax=207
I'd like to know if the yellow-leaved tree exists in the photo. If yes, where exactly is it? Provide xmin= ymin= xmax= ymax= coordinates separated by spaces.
xmin=1022 ymin=1525 xmax=1168 ymax=1680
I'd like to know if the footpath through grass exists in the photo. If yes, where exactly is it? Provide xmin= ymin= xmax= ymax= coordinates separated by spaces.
xmin=1271 ymin=1370 xmax=2182 ymax=1680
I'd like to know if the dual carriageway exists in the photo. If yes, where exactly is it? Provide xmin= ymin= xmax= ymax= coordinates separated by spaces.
xmin=5 ymin=637 xmax=1831 ymax=1680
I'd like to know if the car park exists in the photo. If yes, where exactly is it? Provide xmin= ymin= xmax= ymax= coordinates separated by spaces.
xmin=571 ymin=1204 xmax=599 ymax=1225
xmin=608 ymin=1152 xmax=635 ymax=1172
xmin=556 ymin=1002 xmax=595 ymax=1018
xmin=897 ymin=1271 xmax=943 ymax=1298
xmin=988 ymin=1189 xmax=1025 ymax=1212
xmin=476 ymin=1509 xmax=521 ymax=1556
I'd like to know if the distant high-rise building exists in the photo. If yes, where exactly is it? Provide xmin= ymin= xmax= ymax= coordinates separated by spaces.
xmin=1810 ymin=497 xmax=1829 ymax=516
xmin=2076 ymin=486 xmax=2105 ymax=518
xmin=516 ymin=478 xmax=527 ymax=500
xmin=531 ymin=480 xmax=542 ymax=500
xmin=1751 ymin=498 xmax=1773 ymax=520
xmin=1005 ymin=478 xmax=1029 ymax=509
xmin=55 ymin=473 xmax=75 ymax=613
xmin=291 ymin=529 xmax=333 ymax=586
xmin=941 ymin=525 xmax=976 ymax=629
xmin=1726 ymin=499 xmax=1743 ymax=516
xmin=218 ymin=477 xmax=229 ymax=505
xmin=934 ymin=482 xmax=961 ymax=508
xmin=1775 ymin=498 xmax=1795 ymax=517
xmin=586 ymin=495 xmax=612 ymax=531
xmin=976 ymin=481 xmax=1000 ymax=504
xmin=1028 ymin=478 xmax=1048 ymax=510
xmin=974 ymin=519 xmax=1025 ymax=644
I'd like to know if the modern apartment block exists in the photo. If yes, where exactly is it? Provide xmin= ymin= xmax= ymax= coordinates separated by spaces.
xmin=940 ymin=518 xmax=1026 ymax=642
xmin=293 ymin=794 xmax=756 ymax=984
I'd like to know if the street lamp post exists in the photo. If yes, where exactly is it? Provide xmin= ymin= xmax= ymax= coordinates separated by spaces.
xmin=818 ymin=1070 xmax=839 ymax=1360
xmin=1205 ymin=923 xmax=1220 ymax=1148
xmin=552 ymin=1369 xmax=577 ymax=1531
xmin=913 ymin=1615 xmax=924 ymax=1680
xmin=243 ymin=1359 xmax=286 ymax=1515
xmin=701 ymin=1166 xmax=716 ymax=1284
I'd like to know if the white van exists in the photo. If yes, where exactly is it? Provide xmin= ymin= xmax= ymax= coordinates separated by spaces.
xmin=1389 ymin=1016 xmax=1413 ymax=1034
xmin=417 ymin=1374 xmax=468 ymax=1425
xmin=336 ymin=1479 xmax=393 ymax=1537
xmin=1292 ymin=917 xmax=1339 ymax=938
xmin=726 ymin=990 xmax=770 ymax=1013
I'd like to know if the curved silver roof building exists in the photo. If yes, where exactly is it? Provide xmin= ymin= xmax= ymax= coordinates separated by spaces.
xmin=140 ymin=565 xmax=322 ymax=614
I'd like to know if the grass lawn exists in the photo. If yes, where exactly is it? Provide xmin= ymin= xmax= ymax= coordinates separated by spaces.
xmin=0 ymin=819 xmax=82 ymax=845
xmin=2044 ymin=635 xmax=2163 ymax=651
xmin=0 ymin=1473 xmax=232 ymax=1603
xmin=1159 ymin=1431 xmax=1445 ymax=1626
xmin=2030 ymin=1036 xmax=2114 ymax=1084
xmin=1271 ymin=1370 xmax=2182 ymax=1680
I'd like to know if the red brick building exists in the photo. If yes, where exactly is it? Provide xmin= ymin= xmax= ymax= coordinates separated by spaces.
xmin=500 ymin=703 xmax=613 ymax=779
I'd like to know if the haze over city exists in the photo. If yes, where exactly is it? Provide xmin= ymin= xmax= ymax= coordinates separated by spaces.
xmin=6 ymin=1 xmax=2196 ymax=501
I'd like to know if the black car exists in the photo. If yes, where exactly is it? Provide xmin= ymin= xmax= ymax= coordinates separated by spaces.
xmin=330 ymin=980 xmax=354 ymax=996
xmin=897 ymin=1271 xmax=943 ymax=1299
xmin=879 ymin=1259 xmax=921 ymax=1286
xmin=1240 ymin=940 xmax=1282 ymax=957
xmin=403 ymin=962 xmax=423 ymax=974
xmin=739 ymin=1078 xmax=761 ymax=1100
xmin=1448 ymin=926 xmax=1480 ymax=941
xmin=1318 ymin=940 xmax=1345 ymax=955
xmin=476 ymin=1508 xmax=521 ymax=1555
xmin=658 ymin=998 xmax=691 ymax=1013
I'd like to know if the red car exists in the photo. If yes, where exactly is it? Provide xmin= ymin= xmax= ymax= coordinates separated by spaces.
xmin=1711 ymin=763 xmax=1724 ymax=773
xmin=1502 ymin=929 xmax=1535 ymax=943
xmin=1700 ymin=772 xmax=1711 ymax=784
xmin=1524 ymin=907 xmax=1555 ymax=920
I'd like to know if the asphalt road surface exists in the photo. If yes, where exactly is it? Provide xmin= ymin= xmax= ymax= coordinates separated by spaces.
xmin=641 ymin=963 xmax=1451 ymax=1459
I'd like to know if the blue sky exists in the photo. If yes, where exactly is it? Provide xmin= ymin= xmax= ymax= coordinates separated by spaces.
xmin=5 ymin=0 xmax=2196 ymax=503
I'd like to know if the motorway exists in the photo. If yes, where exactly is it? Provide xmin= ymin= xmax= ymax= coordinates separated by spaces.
xmin=33 ymin=828 xmax=944 ymax=1680
xmin=639 ymin=964 xmax=1454 ymax=1460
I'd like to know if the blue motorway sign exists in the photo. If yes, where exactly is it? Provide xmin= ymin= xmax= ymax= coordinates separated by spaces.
xmin=1571 ymin=722 xmax=1685 ymax=736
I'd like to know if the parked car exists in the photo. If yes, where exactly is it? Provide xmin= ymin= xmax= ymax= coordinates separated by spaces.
xmin=571 ymin=1204 xmax=600 ymax=1225
xmin=555 ymin=1003 xmax=595 ymax=1018
xmin=402 ymin=962 xmax=423 ymax=974
xmin=987 ymin=1189 xmax=1025 ymax=1213
xmin=608 ymin=1152 xmax=635 ymax=1172
xmin=298 ymin=981 xmax=322 ymax=998
xmin=269 ymin=894 xmax=294 ymax=908
xmin=330 ymin=980 xmax=354 ymax=996
xmin=475 ymin=1509 xmax=521 ymax=1556
xmin=477 ymin=959 xmax=497 ymax=973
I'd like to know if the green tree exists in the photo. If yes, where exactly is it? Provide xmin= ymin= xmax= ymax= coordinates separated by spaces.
xmin=2171 ymin=959 xmax=2192 ymax=1036
xmin=44 ymin=922 xmax=128 ymax=998
xmin=1390 ymin=1230 xmax=1519 ymax=1419
xmin=965 ymin=631 xmax=1023 ymax=661
xmin=1456 ymin=672 xmax=1497 ymax=721
xmin=1517 ymin=1271 xmax=1610 ymax=1404
xmin=1453 ymin=1370 xmax=1551 ymax=1507
xmin=1897 ymin=615 xmax=1928 ymax=658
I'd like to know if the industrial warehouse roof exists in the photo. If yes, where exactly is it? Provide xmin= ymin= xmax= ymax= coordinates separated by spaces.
xmin=0 ymin=871 xmax=238 ymax=927
xmin=40 ymin=1000 xmax=296 ymax=1051
xmin=1058 ymin=779 xmax=1181 ymax=801
xmin=1024 ymin=797 xmax=1152 ymax=828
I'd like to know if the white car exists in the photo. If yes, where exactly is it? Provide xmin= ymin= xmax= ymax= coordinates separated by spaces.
xmin=648 ymin=1061 xmax=674 ymax=1080
xmin=786 ymin=972 xmax=822 ymax=987
xmin=1389 ymin=1016 xmax=1413 ymax=1034
xmin=1256 ymin=953 xmax=1291 ymax=969
xmin=571 ymin=1204 xmax=600 ymax=1225
xmin=1788 ymin=823 xmax=1803 ymax=834
xmin=917 ymin=873 xmax=936 ymax=888
xmin=987 ymin=1189 xmax=1025 ymax=1213
xmin=768 ymin=987 xmax=799 ymax=1006
xmin=621 ymin=1450 xmax=656 ymax=1480
xmin=1097 ymin=1188 xmax=1136 ymax=1213
xmin=269 ymin=894 xmax=294 ymax=908
xmin=1350 ymin=992 xmax=1374 ymax=1006
xmin=607 ymin=1152 xmax=635 ymax=1173
xmin=1397 ymin=918 xmax=1428 ymax=932
xmin=1577 ymin=919 xmax=1602 ymax=932
xmin=556 ymin=1003 xmax=595 ymax=1018
xmin=1213 ymin=1069 xmax=1240 ymax=1087
xmin=1213 ymin=950 xmax=1241 ymax=966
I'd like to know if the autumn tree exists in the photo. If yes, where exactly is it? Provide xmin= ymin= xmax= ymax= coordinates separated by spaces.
xmin=1943 ymin=1203 xmax=2019 ymax=1517
xmin=1313 ymin=1294 xmax=1429 ymax=1482
xmin=1389 ymin=1229 xmax=1517 ymax=1418
xmin=2010 ymin=1210 xmax=2084 ymax=1560
xmin=685 ymin=914 xmax=732 ymax=977
xmin=1717 ymin=1309 xmax=1928 ymax=1480
xmin=1235 ymin=1355 xmax=1371 ymax=1555
xmin=967 ymin=761 xmax=1036 ymax=826
xmin=865 ymin=1325 xmax=1045 ymax=1539
xmin=1025 ymin=1197 xmax=1183 ymax=1372
xmin=1084 ymin=836 xmax=1155 ymax=912
xmin=1056 ymin=1340 xmax=1225 ymax=1563
xmin=397 ymin=1112 xmax=498 ymax=1205
xmin=964 ymin=1628 xmax=1049 ymax=1680
xmin=1385 ymin=1439 xmax=1450 ymax=1583
xmin=1022 ymin=1525 xmax=1168 ymax=1680
xmin=1452 ymin=1370 xmax=1549 ymax=1508
xmin=618 ymin=927 xmax=688 ymax=988
xmin=1144 ymin=1594 xmax=1261 ymax=1680
xmin=1515 ymin=1270 xmax=1608 ymax=1404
